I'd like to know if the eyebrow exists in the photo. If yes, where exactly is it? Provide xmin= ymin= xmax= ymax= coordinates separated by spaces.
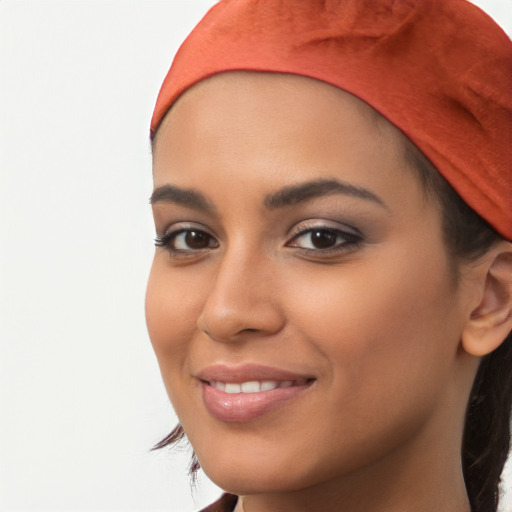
xmin=263 ymin=179 xmax=388 ymax=210
xmin=150 ymin=178 xmax=388 ymax=212
xmin=150 ymin=184 xmax=215 ymax=212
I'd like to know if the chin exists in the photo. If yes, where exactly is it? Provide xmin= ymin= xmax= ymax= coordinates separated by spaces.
xmin=202 ymin=461 xmax=319 ymax=496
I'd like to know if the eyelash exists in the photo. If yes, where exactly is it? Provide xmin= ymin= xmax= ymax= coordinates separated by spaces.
xmin=154 ymin=225 xmax=363 ymax=257
xmin=286 ymin=227 xmax=363 ymax=255
xmin=154 ymin=228 xmax=219 ymax=255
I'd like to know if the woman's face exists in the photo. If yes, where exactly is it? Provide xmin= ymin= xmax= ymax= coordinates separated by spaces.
xmin=147 ymin=73 xmax=472 ymax=496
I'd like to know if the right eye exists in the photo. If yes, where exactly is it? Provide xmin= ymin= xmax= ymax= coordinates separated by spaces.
xmin=155 ymin=228 xmax=219 ymax=253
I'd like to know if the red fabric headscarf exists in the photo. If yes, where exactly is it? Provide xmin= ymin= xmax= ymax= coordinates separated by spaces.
xmin=151 ymin=0 xmax=512 ymax=241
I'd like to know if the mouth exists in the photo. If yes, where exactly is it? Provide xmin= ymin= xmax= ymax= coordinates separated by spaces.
xmin=197 ymin=365 xmax=316 ymax=422
xmin=207 ymin=378 xmax=311 ymax=394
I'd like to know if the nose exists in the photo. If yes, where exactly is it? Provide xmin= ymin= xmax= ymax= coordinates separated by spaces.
xmin=197 ymin=249 xmax=286 ymax=343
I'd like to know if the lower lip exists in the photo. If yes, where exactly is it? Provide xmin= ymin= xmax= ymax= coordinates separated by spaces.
xmin=201 ymin=382 xmax=312 ymax=423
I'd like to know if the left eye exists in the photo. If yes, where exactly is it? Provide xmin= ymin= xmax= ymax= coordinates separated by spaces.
xmin=288 ymin=228 xmax=360 ymax=250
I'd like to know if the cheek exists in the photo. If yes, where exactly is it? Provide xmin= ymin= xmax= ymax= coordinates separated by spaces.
xmin=289 ymin=243 xmax=459 ymax=408
xmin=145 ymin=257 xmax=204 ymax=390
xmin=270 ymin=247 xmax=462 ymax=475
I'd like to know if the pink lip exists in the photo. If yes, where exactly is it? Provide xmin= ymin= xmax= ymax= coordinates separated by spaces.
xmin=196 ymin=363 xmax=313 ymax=383
xmin=196 ymin=364 xmax=315 ymax=423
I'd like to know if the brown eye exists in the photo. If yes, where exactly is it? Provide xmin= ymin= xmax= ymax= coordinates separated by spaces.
xmin=170 ymin=229 xmax=218 ymax=251
xmin=309 ymin=230 xmax=338 ymax=249
xmin=287 ymin=227 xmax=362 ymax=253
xmin=155 ymin=228 xmax=219 ymax=252
xmin=183 ymin=230 xmax=213 ymax=249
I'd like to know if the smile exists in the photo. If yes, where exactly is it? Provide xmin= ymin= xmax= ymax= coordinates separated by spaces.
xmin=197 ymin=365 xmax=315 ymax=422
xmin=208 ymin=379 xmax=310 ymax=394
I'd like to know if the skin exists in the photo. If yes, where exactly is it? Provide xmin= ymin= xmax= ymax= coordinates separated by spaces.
xmin=146 ymin=72 xmax=482 ymax=512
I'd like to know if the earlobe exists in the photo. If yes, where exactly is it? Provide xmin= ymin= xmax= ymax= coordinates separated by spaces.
xmin=462 ymin=245 xmax=512 ymax=357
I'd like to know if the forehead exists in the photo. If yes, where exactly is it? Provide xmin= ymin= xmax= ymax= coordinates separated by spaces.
xmin=151 ymin=72 xmax=421 ymax=209
xmin=154 ymin=71 xmax=403 ymax=155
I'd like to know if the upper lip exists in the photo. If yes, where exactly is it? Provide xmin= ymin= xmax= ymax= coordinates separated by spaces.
xmin=196 ymin=363 xmax=315 ymax=384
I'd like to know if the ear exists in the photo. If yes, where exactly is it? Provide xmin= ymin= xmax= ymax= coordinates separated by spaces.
xmin=461 ymin=243 xmax=512 ymax=357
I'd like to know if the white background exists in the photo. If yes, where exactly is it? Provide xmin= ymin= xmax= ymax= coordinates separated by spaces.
xmin=0 ymin=1 xmax=511 ymax=511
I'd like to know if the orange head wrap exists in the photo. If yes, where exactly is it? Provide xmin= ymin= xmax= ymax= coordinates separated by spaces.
xmin=151 ymin=0 xmax=512 ymax=241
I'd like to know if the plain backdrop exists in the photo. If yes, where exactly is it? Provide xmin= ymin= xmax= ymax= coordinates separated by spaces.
xmin=0 ymin=1 xmax=511 ymax=511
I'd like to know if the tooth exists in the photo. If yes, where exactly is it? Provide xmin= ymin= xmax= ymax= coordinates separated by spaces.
xmin=261 ymin=381 xmax=279 ymax=391
xmin=213 ymin=381 xmax=226 ymax=392
xmin=225 ymin=383 xmax=241 ymax=394
xmin=241 ymin=381 xmax=261 ymax=393
xmin=213 ymin=380 xmax=301 ymax=393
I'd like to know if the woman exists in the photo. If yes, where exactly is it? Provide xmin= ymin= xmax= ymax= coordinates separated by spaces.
xmin=145 ymin=1 xmax=512 ymax=511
